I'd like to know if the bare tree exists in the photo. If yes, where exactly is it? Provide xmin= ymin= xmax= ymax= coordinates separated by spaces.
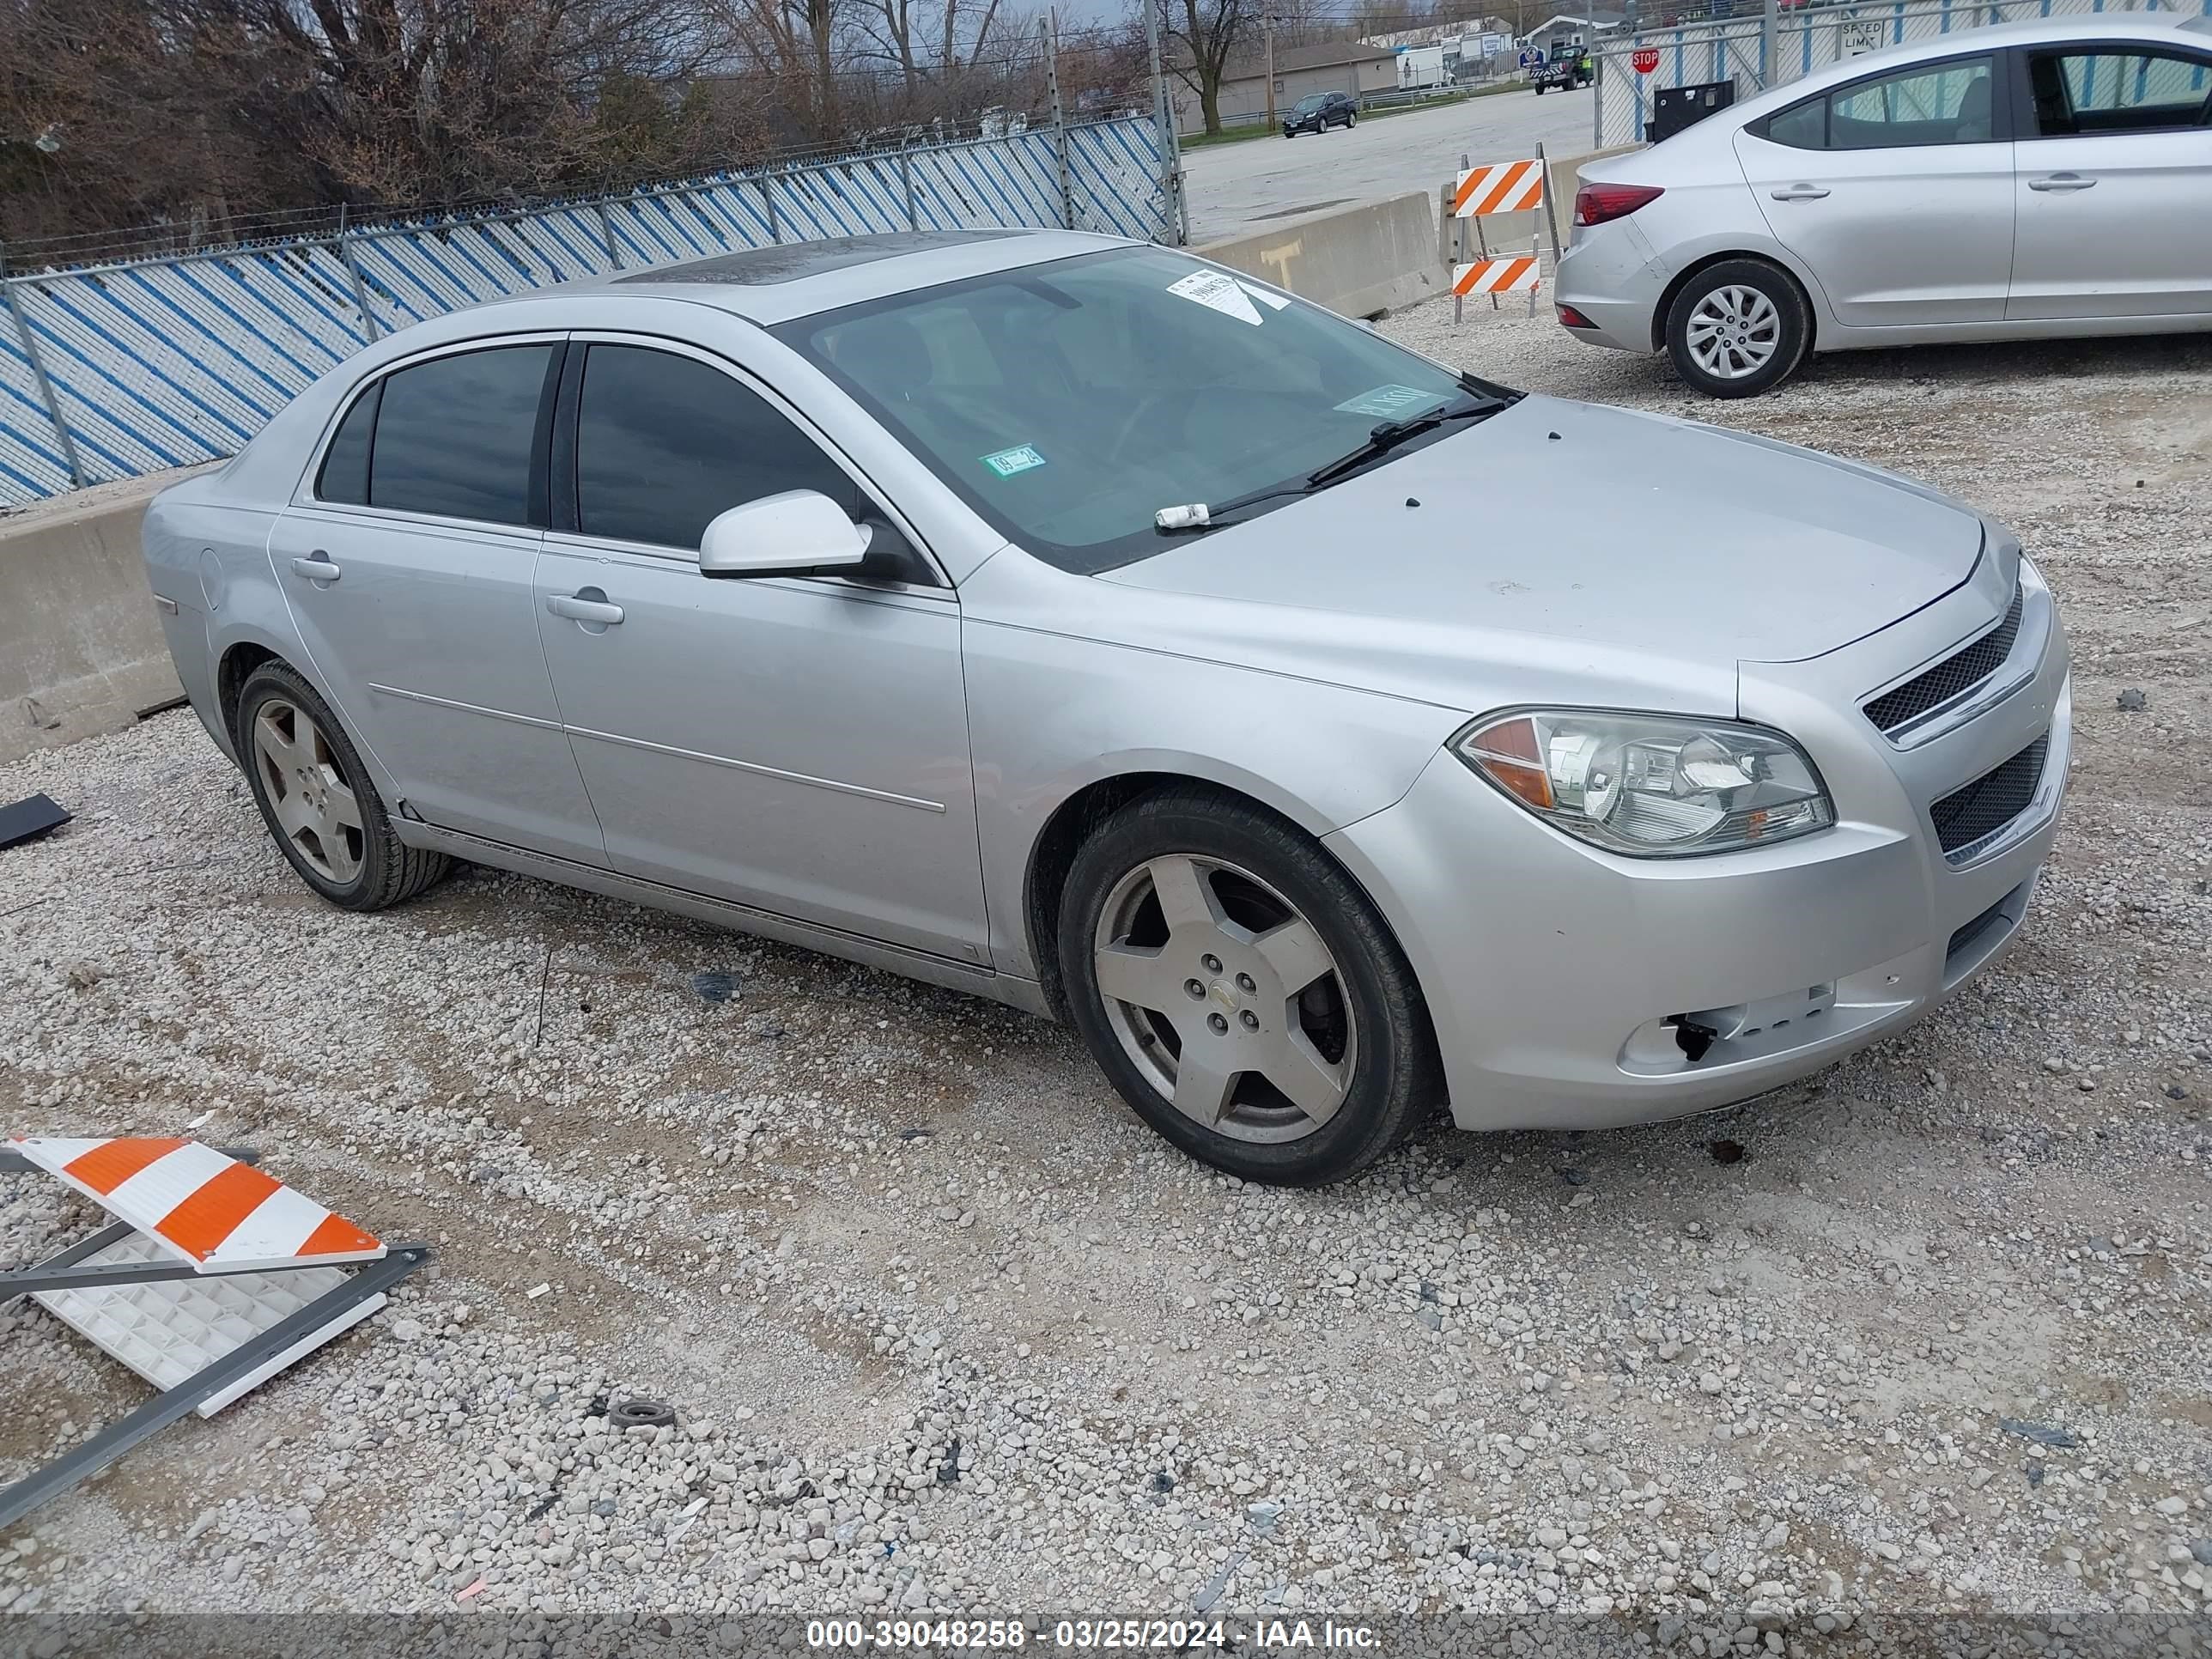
xmin=1155 ymin=0 xmax=1250 ymax=136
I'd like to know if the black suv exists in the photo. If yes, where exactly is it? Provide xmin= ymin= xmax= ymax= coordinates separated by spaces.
xmin=1283 ymin=90 xmax=1358 ymax=137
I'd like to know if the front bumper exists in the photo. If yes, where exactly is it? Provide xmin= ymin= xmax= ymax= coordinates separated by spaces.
xmin=1324 ymin=554 xmax=2070 ymax=1133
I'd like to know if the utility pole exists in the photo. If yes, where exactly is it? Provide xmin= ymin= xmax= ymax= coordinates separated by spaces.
xmin=1043 ymin=10 xmax=1074 ymax=230
xmin=1263 ymin=9 xmax=1279 ymax=131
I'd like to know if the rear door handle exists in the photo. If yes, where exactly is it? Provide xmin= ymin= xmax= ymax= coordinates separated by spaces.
xmin=289 ymin=553 xmax=341 ymax=583
xmin=1769 ymin=185 xmax=1830 ymax=201
xmin=547 ymin=592 xmax=625 ymax=626
xmin=2027 ymin=173 xmax=2095 ymax=192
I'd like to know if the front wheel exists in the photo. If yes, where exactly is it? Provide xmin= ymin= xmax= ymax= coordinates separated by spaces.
xmin=1664 ymin=258 xmax=1811 ymax=398
xmin=1346 ymin=111 xmax=1358 ymax=127
xmin=1058 ymin=790 xmax=1438 ymax=1185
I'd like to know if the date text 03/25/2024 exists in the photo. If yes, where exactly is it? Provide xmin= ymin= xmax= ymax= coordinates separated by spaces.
xmin=805 ymin=1618 xmax=1385 ymax=1650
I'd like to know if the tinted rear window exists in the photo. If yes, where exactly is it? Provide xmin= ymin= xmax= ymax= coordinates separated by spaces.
xmin=316 ymin=380 xmax=380 ymax=505
xmin=369 ymin=345 xmax=555 ymax=525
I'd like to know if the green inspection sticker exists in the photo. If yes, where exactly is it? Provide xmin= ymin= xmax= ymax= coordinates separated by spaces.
xmin=981 ymin=444 xmax=1047 ymax=478
xmin=1334 ymin=384 xmax=1443 ymax=420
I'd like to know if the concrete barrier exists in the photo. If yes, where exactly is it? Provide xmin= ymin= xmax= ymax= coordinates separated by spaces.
xmin=1201 ymin=191 xmax=1447 ymax=320
xmin=0 ymin=475 xmax=186 ymax=766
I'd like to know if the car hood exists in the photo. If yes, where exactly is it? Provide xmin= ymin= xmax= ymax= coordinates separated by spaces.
xmin=1104 ymin=393 xmax=1984 ymax=666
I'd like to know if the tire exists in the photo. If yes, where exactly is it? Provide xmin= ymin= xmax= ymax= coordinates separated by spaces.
xmin=234 ymin=661 xmax=451 ymax=912
xmin=1346 ymin=111 xmax=1357 ymax=127
xmin=1664 ymin=258 xmax=1812 ymax=398
xmin=1057 ymin=788 xmax=1439 ymax=1186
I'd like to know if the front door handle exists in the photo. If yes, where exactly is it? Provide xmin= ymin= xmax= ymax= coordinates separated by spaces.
xmin=2027 ymin=172 xmax=2095 ymax=192
xmin=289 ymin=552 xmax=341 ymax=583
xmin=1769 ymin=185 xmax=1831 ymax=202
xmin=547 ymin=592 xmax=625 ymax=626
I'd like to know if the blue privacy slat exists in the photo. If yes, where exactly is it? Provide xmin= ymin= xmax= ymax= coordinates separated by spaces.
xmin=0 ymin=117 xmax=1170 ymax=506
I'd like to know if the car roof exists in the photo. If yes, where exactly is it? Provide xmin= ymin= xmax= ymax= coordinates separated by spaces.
xmin=593 ymin=226 xmax=1136 ymax=325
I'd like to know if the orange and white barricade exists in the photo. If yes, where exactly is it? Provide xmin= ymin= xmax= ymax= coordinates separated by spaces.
xmin=1445 ymin=145 xmax=1560 ymax=321
xmin=0 ymin=1136 xmax=427 ymax=1527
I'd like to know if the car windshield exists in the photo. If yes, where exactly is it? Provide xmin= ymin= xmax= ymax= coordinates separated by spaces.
xmin=1294 ymin=94 xmax=1328 ymax=111
xmin=777 ymin=246 xmax=1499 ymax=574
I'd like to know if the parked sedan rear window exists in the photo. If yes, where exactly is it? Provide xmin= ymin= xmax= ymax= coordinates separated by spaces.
xmin=777 ymin=246 xmax=1486 ymax=574
xmin=315 ymin=380 xmax=380 ymax=505
xmin=368 ymin=344 xmax=555 ymax=526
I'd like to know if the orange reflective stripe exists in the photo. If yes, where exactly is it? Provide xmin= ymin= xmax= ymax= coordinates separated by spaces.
xmin=156 ymin=1160 xmax=281 ymax=1261
xmin=297 ymin=1212 xmax=382 ymax=1258
xmin=63 ymin=1137 xmax=187 ymax=1195
xmin=1474 ymin=160 xmax=1537 ymax=216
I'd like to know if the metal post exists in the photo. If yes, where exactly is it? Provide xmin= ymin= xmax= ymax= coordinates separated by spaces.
xmin=1760 ymin=0 xmax=1778 ymax=87
xmin=900 ymin=149 xmax=920 ymax=228
xmin=332 ymin=206 xmax=381 ymax=343
xmin=0 ymin=266 xmax=85 ymax=489
xmin=1144 ymin=0 xmax=1178 ymax=244
xmin=760 ymin=176 xmax=782 ymax=244
xmin=1536 ymin=137 xmax=1562 ymax=320
xmin=1263 ymin=11 xmax=1279 ymax=131
xmin=1044 ymin=12 xmax=1076 ymax=230
xmin=1593 ymin=46 xmax=1606 ymax=148
xmin=594 ymin=203 xmax=623 ymax=270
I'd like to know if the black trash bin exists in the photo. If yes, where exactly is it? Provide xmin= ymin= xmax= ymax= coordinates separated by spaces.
xmin=1650 ymin=77 xmax=1735 ymax=141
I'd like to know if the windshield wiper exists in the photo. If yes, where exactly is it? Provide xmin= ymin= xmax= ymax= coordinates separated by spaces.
xmin=1152 ymin=387 xmax=1513 ymax=533
xmin=1303 ymin=389 xmax=1510 ymax=489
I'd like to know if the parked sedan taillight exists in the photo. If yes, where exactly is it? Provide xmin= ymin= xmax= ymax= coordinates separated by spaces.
xmin=1574 ymin=183 xmax=1664 ymax=227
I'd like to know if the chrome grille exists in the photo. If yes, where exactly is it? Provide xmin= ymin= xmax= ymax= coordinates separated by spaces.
xmin=1864 ymin=581 xmax=2025 ymax=736
xmin=1930 ymin=736 xmax=2047 ymax=856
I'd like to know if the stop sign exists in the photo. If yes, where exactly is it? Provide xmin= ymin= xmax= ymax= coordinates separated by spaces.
xmin=1632 ymin=46 xmax=1660 ymax=72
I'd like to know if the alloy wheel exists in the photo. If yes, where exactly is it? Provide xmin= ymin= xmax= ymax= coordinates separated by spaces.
xmin=1685 ymin=283 xmax=1781 ymax=380
xmin=1091 ymin=854 xmax=1357 ymax=1144
xmin=252 ymin=697 xmax=365 ymax=884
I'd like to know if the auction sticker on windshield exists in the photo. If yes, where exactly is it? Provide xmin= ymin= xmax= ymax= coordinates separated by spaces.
xmin=1334 ymin=384 xmax=1443 ymax=419
xmin=981 ymin=444 xmax=1048 ymax=478
xmin=1166 ymin=269 xmax=1263 ymax=325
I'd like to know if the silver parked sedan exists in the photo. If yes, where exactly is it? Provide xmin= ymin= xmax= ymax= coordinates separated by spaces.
xmin=143 ymin=229 xmax=2069 ymax=1184
xmin=1557 ymin=14 xmax=2212 ymax=396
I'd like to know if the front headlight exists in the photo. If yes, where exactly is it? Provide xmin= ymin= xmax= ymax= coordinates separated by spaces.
xmin=1454 ymin=709 xmax=1834 ymax=858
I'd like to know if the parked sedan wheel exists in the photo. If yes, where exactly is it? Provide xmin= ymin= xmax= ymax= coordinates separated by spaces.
xmin=236 ymin=662 xmax=450 ymax=912
xmin=1060 ymin=790 xmax=1437 ymax=1185
xmin=1345 ymin=111 xmax=1358 ymax=127
xmin=1665 ymin=259 xmax=1810 ymax=398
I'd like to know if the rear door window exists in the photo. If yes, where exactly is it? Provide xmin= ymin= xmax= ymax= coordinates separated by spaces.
xmin=368 ymin=344 xmax=556 ymax=526
xmin=1828 ymin=55 xmax=1997 ymax=148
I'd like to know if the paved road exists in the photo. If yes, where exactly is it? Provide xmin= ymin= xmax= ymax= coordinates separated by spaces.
xmin=1181 ymin=87 xmax=1598 ymax=243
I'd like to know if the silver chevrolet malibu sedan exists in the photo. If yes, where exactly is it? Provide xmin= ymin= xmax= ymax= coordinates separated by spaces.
xmin=143 ymin=229 xmax=2071 ymax=1184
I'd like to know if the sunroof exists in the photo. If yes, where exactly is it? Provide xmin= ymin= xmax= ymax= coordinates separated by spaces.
xmin=613 ymin=229 xmax=1035 ymax=287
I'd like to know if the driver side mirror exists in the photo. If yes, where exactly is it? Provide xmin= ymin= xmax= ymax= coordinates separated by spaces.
xmin=700 ymin=490 xmax=872 ymax=580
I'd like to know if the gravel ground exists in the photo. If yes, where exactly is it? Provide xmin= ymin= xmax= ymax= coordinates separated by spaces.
xmin=2 ymin=305 xmax=2209 ymax=1650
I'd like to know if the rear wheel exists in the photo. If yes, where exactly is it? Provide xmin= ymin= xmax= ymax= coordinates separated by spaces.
xmin=1058 ymin=790 xmax=1437 ymax=1185
xmin=236 ymin=662 xmax=450 ymax=912
xmin=1664 ymin=258 xmax=1811 ymax=398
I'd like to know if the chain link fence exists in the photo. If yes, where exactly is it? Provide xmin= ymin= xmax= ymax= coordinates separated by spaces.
xmin=0 ymin=112 xmax=1173 ymax=509
xmin=1590 ymin=0 xmax=2204 ymax=148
